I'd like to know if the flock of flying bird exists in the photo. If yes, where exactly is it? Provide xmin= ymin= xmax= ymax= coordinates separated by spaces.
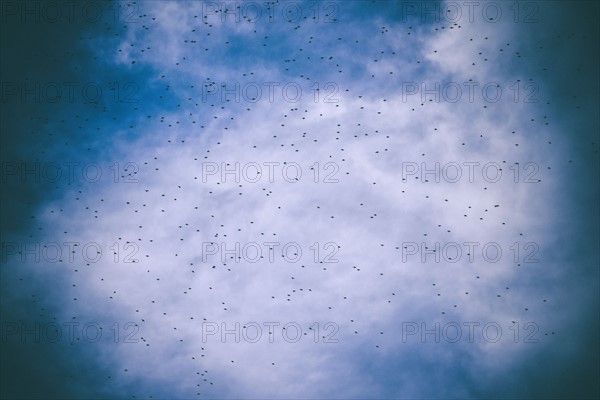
xmin=3 ymin=1 xmax=598 ymax=398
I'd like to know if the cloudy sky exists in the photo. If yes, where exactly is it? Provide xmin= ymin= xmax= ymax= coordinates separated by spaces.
xmin=1 ymin=0 xmax=598 ymax=398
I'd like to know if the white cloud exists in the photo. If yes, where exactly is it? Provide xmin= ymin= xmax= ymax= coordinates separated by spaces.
xmin=11 ymin=1 xmax=591 ymax=398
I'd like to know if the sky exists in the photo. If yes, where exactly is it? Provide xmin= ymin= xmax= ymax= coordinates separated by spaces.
xmin=0 ymin=0 xmax=599 ymax=399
